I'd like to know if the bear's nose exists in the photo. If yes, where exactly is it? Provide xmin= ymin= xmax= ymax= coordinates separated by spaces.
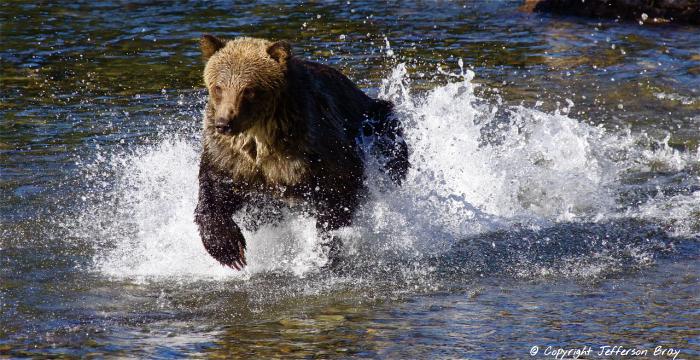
xmin=214 ymin=118 xmax=231 ymax=134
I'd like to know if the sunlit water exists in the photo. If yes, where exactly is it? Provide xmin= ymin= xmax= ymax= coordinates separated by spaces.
xmin=1 ymin=1 xmax=699 ymax=358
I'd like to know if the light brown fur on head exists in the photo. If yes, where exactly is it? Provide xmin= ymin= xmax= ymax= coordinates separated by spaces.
xmin=202 ymin=37 xmax=288 ymax=93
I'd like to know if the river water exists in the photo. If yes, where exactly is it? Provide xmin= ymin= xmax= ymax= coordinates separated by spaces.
xmin=1 ymin=1 xmax=699 ymax=358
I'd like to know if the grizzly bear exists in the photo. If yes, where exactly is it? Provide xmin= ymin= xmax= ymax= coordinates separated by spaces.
xmin=194 ymin=35 xmax=408 ymax=270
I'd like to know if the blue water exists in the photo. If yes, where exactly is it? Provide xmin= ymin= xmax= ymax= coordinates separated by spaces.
xmin=1 ymin=1 xmax=699 ymax=358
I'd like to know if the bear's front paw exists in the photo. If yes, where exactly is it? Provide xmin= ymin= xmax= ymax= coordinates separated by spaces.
xmin=206 ymin=235 xmax=247 ymax=271
xmin=195 ymin=213 xmax=247 ymax=270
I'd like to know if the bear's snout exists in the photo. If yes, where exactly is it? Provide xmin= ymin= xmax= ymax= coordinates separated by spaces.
xmin=214 ymin=117 xmax=235 ymax=135
xmin=214 ymin=105 xmax=243 ymax=135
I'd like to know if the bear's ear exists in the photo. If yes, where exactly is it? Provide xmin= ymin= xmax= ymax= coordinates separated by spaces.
xmin=267 ymin=41 xmax=291 ymax=64
xmin=200 ymin=34 xmax=225 ymax=61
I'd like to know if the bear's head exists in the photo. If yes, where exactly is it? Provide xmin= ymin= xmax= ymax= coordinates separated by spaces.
xmin=200 ymin=35 xmax=291 ymax=136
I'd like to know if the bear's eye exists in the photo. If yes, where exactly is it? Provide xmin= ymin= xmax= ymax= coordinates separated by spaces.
xmin=242 ymin=87 xmax=256 ymax=100
xmin=211 ymin=85 xmax=222 ymax=100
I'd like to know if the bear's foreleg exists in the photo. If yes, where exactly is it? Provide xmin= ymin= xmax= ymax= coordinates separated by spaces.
xmin=194 ymin=154 xmax=248 ymax=270
xmin=315 ymin=188 xmax=361 ymax=269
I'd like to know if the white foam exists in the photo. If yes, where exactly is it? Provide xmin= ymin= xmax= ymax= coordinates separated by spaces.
xmin=88 ymin=138 xmax=236 ymax=281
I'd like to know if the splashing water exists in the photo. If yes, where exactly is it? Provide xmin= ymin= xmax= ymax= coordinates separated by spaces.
xmin=74 ymin=64 xmax=699 ymax=282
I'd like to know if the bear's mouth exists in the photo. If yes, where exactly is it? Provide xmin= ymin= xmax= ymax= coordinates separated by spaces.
xmin=215 ymin=125 xmax=235 ymax=135
xmin=215 ymin=122 xmax=247 ymax=136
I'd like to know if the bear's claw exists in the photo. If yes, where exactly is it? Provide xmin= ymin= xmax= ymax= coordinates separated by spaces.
xmin=216 ymin=239 xmax=246 ymax=271
xmin=228 ymin=243 xmax=247 ymax=270
xmin=195 ymin=212 xmax=247 ymax=271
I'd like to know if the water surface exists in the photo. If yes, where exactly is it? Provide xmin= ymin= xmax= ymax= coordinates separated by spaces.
xmin=1 ymin=1 xmax=699 ymax=358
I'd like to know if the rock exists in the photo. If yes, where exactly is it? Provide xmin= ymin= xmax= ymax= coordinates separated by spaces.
xmin=521 ymin=0 xmax=700 ymax=25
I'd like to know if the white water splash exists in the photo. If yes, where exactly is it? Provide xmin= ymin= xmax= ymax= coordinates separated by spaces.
xmin=76 ymin=64 xmax=699 ymax=282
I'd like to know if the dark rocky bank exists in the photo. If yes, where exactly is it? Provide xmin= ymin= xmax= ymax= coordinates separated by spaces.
xmin=522 ymin=0 xmax=700 ymax=24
